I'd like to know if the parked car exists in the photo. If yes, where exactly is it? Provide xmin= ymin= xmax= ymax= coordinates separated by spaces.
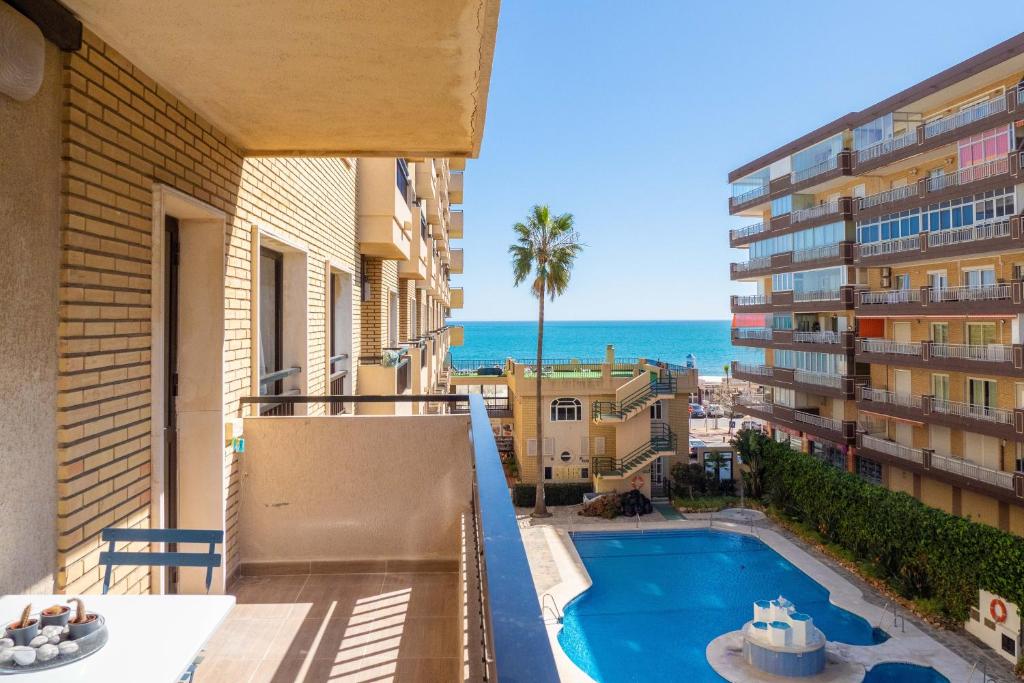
xmin=689 ymin=403 xmax=706 ymax=419
xmin=705 ymin=404 xmax=724 ymax=418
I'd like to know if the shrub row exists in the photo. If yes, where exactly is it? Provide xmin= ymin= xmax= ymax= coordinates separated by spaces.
xmin=512 ymin=482 xmax=593 ymax=507
xmin=757 ymin=433 xmax=1024 ymax=621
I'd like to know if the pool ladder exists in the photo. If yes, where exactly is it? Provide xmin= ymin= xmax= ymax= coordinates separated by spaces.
xmin=876 ymin=602 xmax=905 ymax=633
xmin=967 ymin=659 xmax=988 ymax=682
xmin=541 ymin=593 xmax=563 ymax=624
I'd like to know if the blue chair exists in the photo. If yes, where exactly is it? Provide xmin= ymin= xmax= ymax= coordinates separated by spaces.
xmin=99 ymin=527 xmax=224 ymax=595
xmin=100 ymin=528 xmax=224 ymax=682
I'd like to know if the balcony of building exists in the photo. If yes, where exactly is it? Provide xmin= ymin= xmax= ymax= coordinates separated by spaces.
xmin=856 ymin=433 xmax=1024 ymax=504
xmin=414 ymin=158 xmax=438 ymax=200
xmin=449 ymin=171 xmax=464 ymax=204
xmin=857 ymin=338 xmax=1023 ymax=376
xmin=729 ymin=242 xmax=854 ymax=281
xmin=730 ymin=285 xmax=857 ymax=314
xmin=856 ymin=281 xmax=1024 ymax=316
xmin=357 ymin=350 xmax=414 ymax=414
xmin=450 ymin=209 xmax=464 ymax=238
xmin=449 ymin=325 xmax=464 ymax=347
xmin=768 ymin=197 xmax=855 ymax=236
xmin=450 ymin=287 xmax=464 ymax=309
xmin=852 ymin=88 xmax=1020 ymax=175
xmin=728 ymin=221 xmax=768 ymax=248
xmin=399 ymin=206 xmax=430 ymax=280
xmin=857 ymin=386 xmax=1024 ymax=442
xmin=856 ymin=217 xmax=1021 ymax=267
xmin=357 ymin=158 xmax=413 ymax=260
xmin=854 ymin=153 xmax=1021 ymax=223
xmin=210 ymin=394 xmax=556 ymax=682
xmin=732 ymin=328 xmax=855 ymax=355
xmin=770 ymin=151 xmax=853 ymax=197
xmin=732 ymin=394 xmax=857 ymax=445
xmin=731 ymin=362 xmax=864 ymax=400
xmin=450 ymin=248 xmax=464 ymax=275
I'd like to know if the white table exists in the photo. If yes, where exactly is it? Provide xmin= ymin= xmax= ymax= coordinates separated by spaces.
xmin=0 ymin=594 xmax=235 ymax=682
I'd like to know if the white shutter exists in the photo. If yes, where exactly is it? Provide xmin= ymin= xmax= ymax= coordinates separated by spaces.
xmin=579 ymin=437 xmax=589 ymax=457
xmin=543 ymin=437 xmax=555 ymax=456
xmin=594 ymin=437 xmax=605 ymax=456
xmin=527 ymin=438 xmax=537 ymax=456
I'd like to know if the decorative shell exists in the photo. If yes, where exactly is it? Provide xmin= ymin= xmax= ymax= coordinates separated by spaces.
xmin=11 ymin=646 xmax=35 ymax=666
xmin=35 ymin=644 xmax=58 ymax=662
xmin=28 ymin=635 xmax=47 ymax=648
xmin=57 ymin=641 xmax=79 ymax=656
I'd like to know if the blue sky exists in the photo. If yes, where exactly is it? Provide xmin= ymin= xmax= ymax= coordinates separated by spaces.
xmin=456 ymin=1 xmax=1024 ymax=321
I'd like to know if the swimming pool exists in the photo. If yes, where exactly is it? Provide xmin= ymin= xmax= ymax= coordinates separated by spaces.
xmin=558 ymin=529 xmax=884 ymax=682
xmin=864 ymin=663 xmax=950 ymax=683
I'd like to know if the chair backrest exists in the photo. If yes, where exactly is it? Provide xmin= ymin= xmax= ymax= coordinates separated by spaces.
xmin=100 ymin=528 xmax=224 ymax=594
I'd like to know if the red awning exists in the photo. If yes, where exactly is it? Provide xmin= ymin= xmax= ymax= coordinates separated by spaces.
xmin=732 ymin=313 xmax=770 ymax=328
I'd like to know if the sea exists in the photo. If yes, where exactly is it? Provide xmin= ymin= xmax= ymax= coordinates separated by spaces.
xmin=449 ymin=320 xmax=762 ymax=378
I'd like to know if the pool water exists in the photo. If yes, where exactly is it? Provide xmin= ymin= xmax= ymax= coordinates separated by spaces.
xmin=863 ymin=663 xmax=950 ymax=683
xmin=558 ymin=530 xmax=883 ymax=682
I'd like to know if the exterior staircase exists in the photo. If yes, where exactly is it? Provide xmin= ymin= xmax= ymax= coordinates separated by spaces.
xmin=592 ymin=374 xmax=676 ymax=422
xmin=590 ymin=424 xmax=677 ymax=479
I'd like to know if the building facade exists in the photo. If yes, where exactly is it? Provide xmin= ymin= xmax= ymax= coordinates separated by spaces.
xmin=449 ymin=347 xmax=699 ymax=498
xmin=1 ymin=1 xmax=479 ymax=597
xmin=729 ymin=33 xmax=1024 ymax=536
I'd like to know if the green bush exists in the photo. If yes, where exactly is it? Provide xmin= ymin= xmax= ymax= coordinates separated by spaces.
xmin=756 ymin=431 xmax=1024 ymax=621
xmin=512 ymin=482 xmax=594 ymax=507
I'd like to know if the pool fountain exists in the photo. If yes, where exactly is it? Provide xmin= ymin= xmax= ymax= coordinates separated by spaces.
xmin=744 ymin=597 xmax=826 ymax=677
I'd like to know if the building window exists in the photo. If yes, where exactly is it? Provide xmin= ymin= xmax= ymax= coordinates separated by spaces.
xmin=543 ymin=466 xmax=552 ymax=480
xmin=811 ymin=441 xmax=846 ymax=471
xmin=931 ymin=374 xmax=950 ymax=402
xmin=968 ymin=378 xmax=998 ymax=409
xmin=550 ymin=397 xmax=582 ymax=422
xmin=856 ymin=456 xmax=882 ymax=485
xmin=581 ymin=467 xmax=589 ymax=479
xmin=650 ymin=400 xmax=663 ymax=420
xmin=958 ymin=126 xmax=1010 ymax=169
xmin=930 ymin=322 xmax=949 ymax=343
xmin=259 ymin=247 xmax=284 ymax=396
xmin=1001 ymin=633 xmax=1016 ymax=657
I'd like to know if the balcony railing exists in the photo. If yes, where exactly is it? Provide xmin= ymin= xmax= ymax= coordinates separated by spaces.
xmin=923 ymin=96 xmax=1008 ymax=139
xmin=931 ymin=397 xmax=1014 ymax=425
xmin=930 ymin=450 xmax=1016 ymax=490
xmin=858 ymin=184 xmax=917 ymax=211
xmin=860 ymin=289 xmax=921 ymax=305
xmin=793 ymin=330 xmax=839 ymax=344
xmin=928 ymin=283 xmax=1011 ymax=303
xmin=735 ymin=327 xmax=773 ymax=340
xmin=793 ymin=289 xmax=840 ymax=302
xmin=794 ymin=410 xmax=840 ymax=433
xmin=860 ymin=386 xmax=923 ymax=409
xmin=731 ymin=185 xmax=768 ymax=207
xmin=793 ymin=243 xmax=841 ymax=263
xmin=791 ymin=155 xmax=838 ymax=184
xmin=791 ymin=200 xmax=839 ymax=224
xmin=930 ymin=343 xmax=1013 ymax=363
xmin=926 ymin=218 xmax=1011 ymax=248
xmin=732 ymin=256 xmax=771 ymax=273
xmin=736 ymin=393 xmax=773 ymax=413
xmin=734 ymin=294 xmax=770 ymax=307
xmin=858 ymin=235 xmax=919 ymax=259
xmin=793 ymin=369 xmax=841 ymax=388
xmin=861 ymin=434 xmax=925 ymax=465
xmin=730 ymin=222 xmax=767 ymax=241
xmin=855 ymin=129 xmax=918 ymax=165
xmin=734 ymin=362 xmax=773 ymax=376
xmin=860 ymin=339 xmax=922 ymax=356
xmin=926 ymin=156 xmax=1010 ymax=193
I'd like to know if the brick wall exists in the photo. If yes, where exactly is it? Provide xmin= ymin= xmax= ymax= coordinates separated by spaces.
xmin=59 ymin=28 xmax=361 ymax=593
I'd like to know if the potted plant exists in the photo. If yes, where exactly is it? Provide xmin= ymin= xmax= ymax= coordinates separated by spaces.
xmin=66 ymin=598 xmax=100 ymax=640
xmin=5 ymin=604 xmax=39 ymax=646
xmin=40 ymin=604 xmax=71 ymax=627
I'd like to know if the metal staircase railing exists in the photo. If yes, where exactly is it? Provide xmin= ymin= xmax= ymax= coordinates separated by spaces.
xmin=590 ymin=425 xmax=677 ymax=478
xmin=592 ymin=375 xmax=676 ymax=421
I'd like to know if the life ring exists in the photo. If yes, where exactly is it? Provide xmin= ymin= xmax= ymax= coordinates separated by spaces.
xmin=990 ymin=598 xmax=1008 ymax=623
xmin=631 ymin=475 xmax=645 ymax=490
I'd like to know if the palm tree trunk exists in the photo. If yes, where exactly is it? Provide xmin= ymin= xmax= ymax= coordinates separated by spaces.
xmin=532 ymin=280 xmax=550 ymax=517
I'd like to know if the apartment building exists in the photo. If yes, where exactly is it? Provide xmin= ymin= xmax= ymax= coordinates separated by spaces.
xmin=449 ymin=347 xmax=699 ymax=498
xmin=729 ymin=33 xmax=1024 ymax=537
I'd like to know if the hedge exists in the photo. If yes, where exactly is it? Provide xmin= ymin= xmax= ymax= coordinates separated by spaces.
xmin=757 ymin=433 xmax=1024 ymax=621
xmin=512 ymin=482 xmax=593 ymax=507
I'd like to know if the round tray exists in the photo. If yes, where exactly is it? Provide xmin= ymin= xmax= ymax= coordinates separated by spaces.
xmin=0 ymin=614 xmax=108 ymax=675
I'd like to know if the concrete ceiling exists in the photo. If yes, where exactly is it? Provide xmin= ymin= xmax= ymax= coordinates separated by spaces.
xmin=61 ymin=0 xmax=499 ymax=157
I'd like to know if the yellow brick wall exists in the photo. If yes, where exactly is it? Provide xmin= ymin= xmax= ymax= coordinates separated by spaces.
xmin=59 ymin=28 xmax=361 ymax=593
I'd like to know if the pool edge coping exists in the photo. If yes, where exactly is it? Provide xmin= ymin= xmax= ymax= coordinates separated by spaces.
xmin=532 ymin=518 xmax=973 ymax=682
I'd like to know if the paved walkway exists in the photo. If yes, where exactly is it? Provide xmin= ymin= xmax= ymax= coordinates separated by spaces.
xmin=518 ymin=506 xmax=1013 ymax=683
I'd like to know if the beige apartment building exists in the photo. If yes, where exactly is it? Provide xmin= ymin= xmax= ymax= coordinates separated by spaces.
xmin=729 ymin=33 xmax=1024 ymax=536
xmin=1 ymin=0 xmax=482 ymax=600
xmin=449 ymin=348 xmax=699 ymax=499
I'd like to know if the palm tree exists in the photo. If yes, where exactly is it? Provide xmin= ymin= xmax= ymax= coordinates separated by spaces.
xmin=510 ymin=205 xmax=584 ymax=518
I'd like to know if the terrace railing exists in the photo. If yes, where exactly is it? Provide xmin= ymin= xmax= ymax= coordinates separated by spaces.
xmin=928 ymin=283 xmax=1011 ymax=303
xmin=732 ymin=256 xmax=771 ymax=273
xmin=927 ymin=218 xmax=1011 ymax=248
xmin=860 ymin=339 xmax=922 ymax=356
xmin=930 ymin=343 xmax=1012 ymax=363
xmin=793 ymin=369 xmax=841 ymax=389
xmin=854 ymin=129 xmax=918 ymax=165
xmin=791 ymin=155 xmax=838 ymax=184
xmin=860 ymin=289 xmax=921 ymax=305
xmin=858 ymin=184 xmax=916 ymax=211
xmin=793 ymin=289 xmax=840 ymax=303
xmin=793 ymin=330 xmax=838 ymax=344
xmin=733 ymin=362 xmax=773 ymax=377
xmin=793 ymin=243 xmax=841 ymax=263
xmin=794 ymin=410 xmax=840 ymax=433
xmin=791 ymin=200 xmax=839 ymax=224
xmin=860 ymin=434 xmax=925 ymax=464
xmin=931 ymin=397 xmax=1014 ymax=425
xmin=923 ymin=96 xmax=1007 ymax=139
xmin=730 ymin=222 xmax=767 ymax=241
xmin=734 ymin=294 xmax=770 ymax=307
xmin=735 ymin=327 xmax=773 ymax=340
xmin=925 ymin=156 xmax=1010 ymax=194
xmin=930 ymin=451 xmax=1016 ymax=490
xmin=859 ymin=386 xmax=923 ymax=409
xmin=858 ymin=235 xmax=919 ymax=259
xmin=731 ymin=185 xmax=768 ymax=207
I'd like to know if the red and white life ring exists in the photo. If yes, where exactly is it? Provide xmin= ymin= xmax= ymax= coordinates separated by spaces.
xmin=631 ymin=475 xmax=645 ymax=490
xmin=990 ymin=598 xmax=1008 ymax=623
